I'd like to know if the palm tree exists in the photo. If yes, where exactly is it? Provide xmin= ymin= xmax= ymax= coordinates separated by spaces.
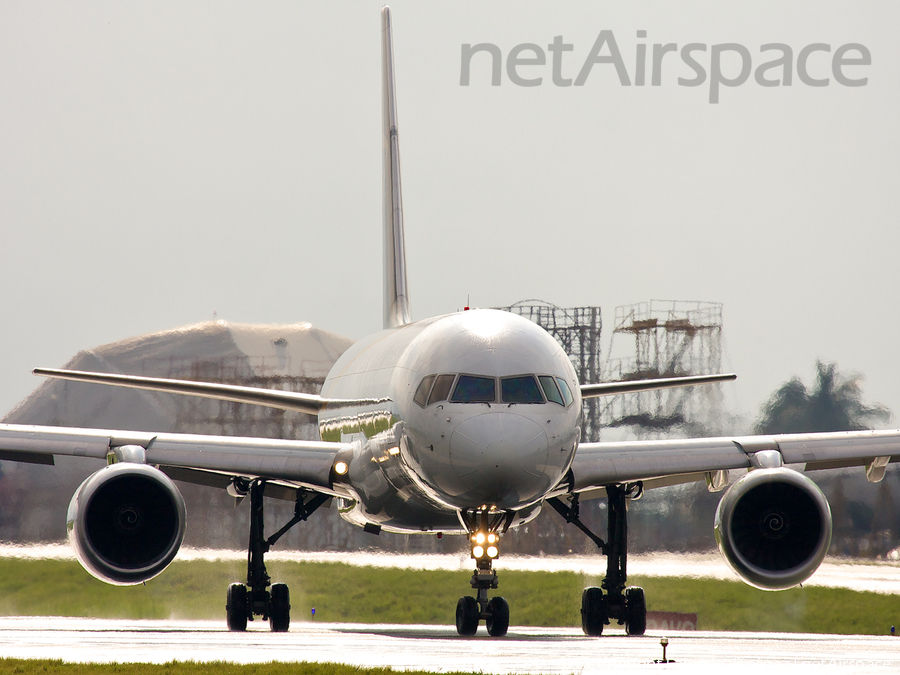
xmin=755 ymin=360 xmax=891 ymax=434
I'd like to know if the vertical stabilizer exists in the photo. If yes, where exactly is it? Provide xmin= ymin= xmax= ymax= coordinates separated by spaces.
xmin=382 ymin=6 xmax=411 ymax=329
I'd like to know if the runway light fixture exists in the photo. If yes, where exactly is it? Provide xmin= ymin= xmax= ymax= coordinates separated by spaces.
xmin=654 ymin=637 xmax=673 ymax=664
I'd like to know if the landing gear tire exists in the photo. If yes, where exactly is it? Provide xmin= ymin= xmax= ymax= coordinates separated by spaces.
xmin=486 ymin=597 xmax=509 ymax=637
xmin=624 ymin=586 xmax=646 ymax=636
xmin=581 ymin=586 xmax=606 ymax=637
xmin=456 ymin=596 xmax=479 ymax=636
xmin=269 ymin=582 xmax=291 ymax=632
xmin=226 ymin=583 xmax=248 ymax=632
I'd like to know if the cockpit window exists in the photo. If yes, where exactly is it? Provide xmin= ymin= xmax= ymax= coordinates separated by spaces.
xmin=539 ymin=375 xmax=564 ymax=406
xmin=417 ymin=372 xmax=571 ymax=407
xmin=556 ymin=377 xmax=574 ymax=406
xmin=428 ymin=373 xmax=456 ymax=405
xmin=501 ymin=375 xmax=544 ymax=403
xmin=451 ymin=375 xmax=496 ymax=403
xmin=413 ymin=375 xmax=436 ymax=407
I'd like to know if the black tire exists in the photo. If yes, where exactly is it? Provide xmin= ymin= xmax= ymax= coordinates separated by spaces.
xmin=581 ymin=586 xmax=605 ymax=636
xmin=625 ymin=586 xmax=646 ymax=636
xmin=486 ymin=597 xmax=509 ymax=637
xmin=456 ymin=596 xmax=479 ymax=636
xmin=269 ymin=582 xmax=291 ymax=633
xmin=226 ymin=583 xmax=248 ymax=632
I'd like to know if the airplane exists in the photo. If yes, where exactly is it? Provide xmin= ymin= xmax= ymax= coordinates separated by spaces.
xmin=2 ymin=5 xmax=900 ymax=638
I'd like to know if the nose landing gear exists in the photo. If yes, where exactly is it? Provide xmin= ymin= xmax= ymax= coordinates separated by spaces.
xmin=456 ymin=550 xmax=509 ymax=637
xmin=456 ymin=510 xmax=510 ymax=637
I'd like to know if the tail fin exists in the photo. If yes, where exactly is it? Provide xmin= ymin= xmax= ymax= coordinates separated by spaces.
xmin=381 ymin=6 xmax=411 ymax=329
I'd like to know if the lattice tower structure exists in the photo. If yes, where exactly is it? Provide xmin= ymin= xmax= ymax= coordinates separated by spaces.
xmin=495 ymin=300 xmax=603 ymax=442
xmin=601 ymin=300 xmax=725 ymax=437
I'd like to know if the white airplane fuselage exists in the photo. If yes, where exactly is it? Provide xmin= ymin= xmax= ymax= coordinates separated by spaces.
xmin=318 ymin=308 xmax=582 ymax=534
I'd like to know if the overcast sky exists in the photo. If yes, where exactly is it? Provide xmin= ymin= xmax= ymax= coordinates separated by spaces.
xmin=1 ymin=1 xmax=897 ymax=428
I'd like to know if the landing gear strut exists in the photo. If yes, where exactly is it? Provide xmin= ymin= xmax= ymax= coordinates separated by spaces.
xmin=226 ymin=479 xmax=328 ymax=632
xmin=549 ymin=482 xmax=647 ymax=636
xmin=455 ymin=509 xmax=511 ymax=637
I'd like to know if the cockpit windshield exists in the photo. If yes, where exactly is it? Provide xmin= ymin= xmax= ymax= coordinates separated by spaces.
xmin=538 ymin=375 xmax=564 ymax=405
xmin=450 ymin=375 xmax=496 ymax=402
xmin=428 ymin=374 xmax=455 ymax=405
xmin=414 ymin=372 xmax=575 ymax=407
xmin=556 ymin=377 xmax=574 ymax=406
xmin=501 ymin=375 xmax=544 ymax=403
xmin=413 ymin=375 xmax=435 ymax=407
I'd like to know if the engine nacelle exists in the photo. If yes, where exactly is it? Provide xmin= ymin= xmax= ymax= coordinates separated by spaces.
xmin=67 ymin=463 xmax=186 ymax=586
xmin=714 ymin=467 xmax=831 ymax=590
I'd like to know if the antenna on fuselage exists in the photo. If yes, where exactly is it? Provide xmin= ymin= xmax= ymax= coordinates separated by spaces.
xmin=382 ymin=6 xmax=411 ymax=329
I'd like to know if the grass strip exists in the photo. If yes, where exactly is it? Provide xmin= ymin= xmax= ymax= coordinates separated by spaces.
xmin=0 ymin=558 xmax=898 ymax=634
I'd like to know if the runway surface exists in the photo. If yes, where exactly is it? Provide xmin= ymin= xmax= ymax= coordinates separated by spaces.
xmin=1 ymin=617 xmax=898 ymax=674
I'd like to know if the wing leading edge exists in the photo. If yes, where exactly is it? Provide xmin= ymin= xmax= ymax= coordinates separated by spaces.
xmin=569 ymin=428 xmax=900 ymax=494
xmin=580 ymin=372 xmax=736 ymax=398
xmin=33 ymin=368 xmax=390 ymax=415
xmin=0 ymin=422 xmax=351 ymax=497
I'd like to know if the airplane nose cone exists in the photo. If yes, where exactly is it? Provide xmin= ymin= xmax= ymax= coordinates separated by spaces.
xmin=449 ymin=412 xmax=550 ymax=508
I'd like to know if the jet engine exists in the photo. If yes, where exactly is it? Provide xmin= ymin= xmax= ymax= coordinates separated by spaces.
xmin=714 ymin=467 xmax=832 ymax=590
xmin=67 ymin=463 xmax=186 ymax=585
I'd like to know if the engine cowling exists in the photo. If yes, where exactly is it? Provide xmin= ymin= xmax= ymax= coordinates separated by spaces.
xmin=67 ymin=463 xmax=186 ymax=586
xmin=714 ymin=467 xmax=832 ymax=590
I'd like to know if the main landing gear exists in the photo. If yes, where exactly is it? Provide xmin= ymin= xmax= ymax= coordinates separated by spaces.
xmin=548 ymin=482 xmax=647 ymax=637
xmin=455 ymin=509 xmax=511 ymax=637
xmin=226 ymin=479 xmax=328 ymax=632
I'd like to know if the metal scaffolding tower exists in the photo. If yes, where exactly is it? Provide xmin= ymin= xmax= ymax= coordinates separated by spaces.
xmin=495 ymin=300 xmax=604 ymax=442
xmin=601 ymin=300 xmax=725 ymax=436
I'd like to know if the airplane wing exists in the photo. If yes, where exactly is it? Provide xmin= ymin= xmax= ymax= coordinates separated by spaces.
xmin=569 ymin=428 xmax=900 ymax=494
xmin=580 ymin=372 xmax=736 ymax=398
xmin=0 ymin=422 xmax=351 ymax=497
xmin=32 ymin=368 xmax=389 ymax=415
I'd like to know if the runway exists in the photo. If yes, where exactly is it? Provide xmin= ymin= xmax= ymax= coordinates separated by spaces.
xmin=1 ymin=617 xmax=898 ymax=674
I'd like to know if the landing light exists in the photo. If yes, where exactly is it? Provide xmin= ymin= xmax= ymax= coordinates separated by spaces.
xmin=388 ymin=446 xmax=400 ymax=456
xmin=471 ymin=532 xmax=500 ymax=560
xmin=334 ymin=461 xmax=349 ymax=475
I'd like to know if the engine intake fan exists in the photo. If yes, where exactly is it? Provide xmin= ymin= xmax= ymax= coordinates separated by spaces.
xmin=67 ymin=463 xmax=186 ymax=585
xmin=714 ymin=467 xmax=831 ymax=590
